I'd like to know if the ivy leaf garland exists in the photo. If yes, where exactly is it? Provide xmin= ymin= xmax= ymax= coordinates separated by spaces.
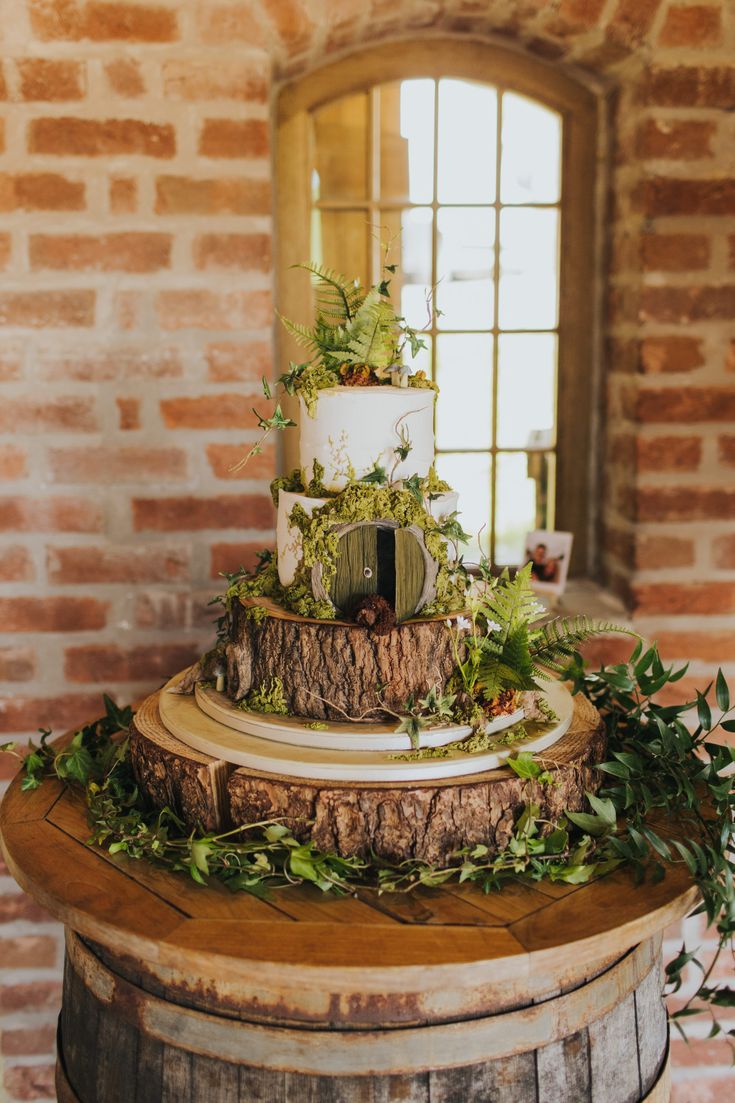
xmin=1 ymin=646 xmax=734 ymax=1054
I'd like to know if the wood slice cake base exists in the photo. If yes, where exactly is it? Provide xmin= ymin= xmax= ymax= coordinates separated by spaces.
xmin=131 ymin=687 xmax=606 ymax=865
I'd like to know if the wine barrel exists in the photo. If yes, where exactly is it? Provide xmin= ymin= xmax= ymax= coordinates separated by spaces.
xmin=56 ymin=931 xmax=671 ymax=1103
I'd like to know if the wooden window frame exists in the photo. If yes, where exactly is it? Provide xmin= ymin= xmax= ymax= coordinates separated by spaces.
xmin=276 ymin=39 xmax=600 ymax=576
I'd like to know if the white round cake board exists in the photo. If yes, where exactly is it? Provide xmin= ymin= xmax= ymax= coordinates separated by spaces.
xmin=194 ymin=681 xmax=527 ymax=752
xmin=159 ymin=676 xmax=574 ymax=783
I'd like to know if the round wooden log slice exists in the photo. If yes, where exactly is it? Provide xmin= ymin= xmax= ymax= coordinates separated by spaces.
xmin=225 ymin=597 xmax=466 ymax=721
xmin=130 ymin=687 xmax=606 ymax=865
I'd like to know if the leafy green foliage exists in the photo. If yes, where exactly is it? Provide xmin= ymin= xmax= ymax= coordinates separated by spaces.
xmin=530 ymin=615 xmax=633 ymax=675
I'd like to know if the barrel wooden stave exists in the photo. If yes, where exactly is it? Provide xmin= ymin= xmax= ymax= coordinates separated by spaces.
xmin=58 ymin=933 xmax=670 ymax=1103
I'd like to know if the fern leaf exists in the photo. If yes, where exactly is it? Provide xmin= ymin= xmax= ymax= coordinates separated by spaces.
xmin=278 ymin=314 xmax=320 ymax=352
xmin=530 ymin=616 xmax=632 ymax=672
xmin=296 ymin=262 xmax=363 ymax=323
xmin=345 ymin=292 xmax=397 ymax=370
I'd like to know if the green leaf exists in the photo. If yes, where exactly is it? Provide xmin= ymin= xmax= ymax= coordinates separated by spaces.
xmin=716 ymin=670 xmax=730 ymax=712
xmin=697 ymin=692 xmax=712 ymax=732
xmin=507 ymin=752 xmax=541 ymax=780
xmin=191 ymin=840 xmax=212 ymax=875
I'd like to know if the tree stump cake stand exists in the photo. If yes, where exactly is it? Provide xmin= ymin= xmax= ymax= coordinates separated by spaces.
xmin=0 ymin=711 xmax=698 ymax=1103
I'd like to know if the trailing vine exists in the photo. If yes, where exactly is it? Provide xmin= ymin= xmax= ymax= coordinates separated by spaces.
xmin=1 ymin=645 xmax=733 ymax=1053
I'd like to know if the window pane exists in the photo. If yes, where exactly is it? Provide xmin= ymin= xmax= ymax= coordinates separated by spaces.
xmin=435 ymin=333 xmax=493 ymax=450
xmin=500 ymin=92 xmax=561 ymax=204
xmin=312 ymin=92 xmax=368 ymax=201
xmin=437 ymin=80 xmax=497 ymax=203
xmin=311 ymin=209 xmax=369 ymax=289
xmin=380 ymin=206 xmax=433 ymax=330
xmin=495 ymin=452 xmax=554 ymax=565
xmin=498 ymin=208 xmax=559 ymax=330
xmin=435 ymin=452 xmax=491 ymax=559
xmin=381 ymin=79 xmax=435 ymax=204
xmin=436 ymin=207 xmax=494 ymax=330
xmin=496 ymin=333 xmax=556 ymax=449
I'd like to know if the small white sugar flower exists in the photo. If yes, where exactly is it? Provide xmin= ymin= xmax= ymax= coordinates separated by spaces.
xmin=485 ymin=619 xmax=502 ymax=633
xmin=455 ymin=615 xmax=472 ymax=631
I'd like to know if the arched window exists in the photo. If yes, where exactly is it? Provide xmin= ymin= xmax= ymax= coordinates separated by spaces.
xmin=277 ymin=40 xmax=598 ymax=575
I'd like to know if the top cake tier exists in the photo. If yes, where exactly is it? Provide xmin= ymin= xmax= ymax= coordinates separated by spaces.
xmin=298 ymin=386 xmax=436 ymax=493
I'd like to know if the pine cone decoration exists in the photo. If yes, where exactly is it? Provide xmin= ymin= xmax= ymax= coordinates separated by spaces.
xmin=350 ymin=594 xmax=397 ymax=636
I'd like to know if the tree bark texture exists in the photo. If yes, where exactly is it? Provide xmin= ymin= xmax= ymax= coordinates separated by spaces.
xmin=131 ymin=689 xmax=605 ymax=865
xmin=226 ymin=599 xmax=462 ymax=721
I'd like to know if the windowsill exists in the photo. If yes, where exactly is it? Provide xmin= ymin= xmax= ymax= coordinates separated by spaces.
xmin=542 ymin=578 xmax=633 ymax=627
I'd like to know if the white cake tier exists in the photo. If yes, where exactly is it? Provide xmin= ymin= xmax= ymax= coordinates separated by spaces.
xmin=277 ymin=487 xmax=459 ymax=587
xmin=299 ymin=386 xmax=435 ymax=492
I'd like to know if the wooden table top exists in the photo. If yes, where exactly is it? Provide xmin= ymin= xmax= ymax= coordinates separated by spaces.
xmin=0 ymin=728 xmax=698 ymax=1022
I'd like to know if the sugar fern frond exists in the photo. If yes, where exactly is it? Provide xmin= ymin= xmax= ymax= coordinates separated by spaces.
xmin=296 ymin=262 xmax=364 ymax=323
xmin=278 ymin=314 xmax=321 ymax=352
xmin=530 ymin=616 xmax=632 ymax=673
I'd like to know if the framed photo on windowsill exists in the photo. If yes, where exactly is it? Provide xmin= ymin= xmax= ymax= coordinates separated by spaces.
xmin=524 ymin=530 xmax=573 ymax=599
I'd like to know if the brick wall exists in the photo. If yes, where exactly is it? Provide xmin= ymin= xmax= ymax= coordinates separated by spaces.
xmin=0 ymin=1 xmax=732 ymax=1099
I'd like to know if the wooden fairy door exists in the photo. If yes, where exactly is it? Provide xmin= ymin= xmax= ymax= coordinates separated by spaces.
xmin=331 ymin=522 xmax=429 ymax=621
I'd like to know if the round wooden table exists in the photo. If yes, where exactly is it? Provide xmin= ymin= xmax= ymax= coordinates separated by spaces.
xmin=0 ymin=737 xmax=697 ymax=1103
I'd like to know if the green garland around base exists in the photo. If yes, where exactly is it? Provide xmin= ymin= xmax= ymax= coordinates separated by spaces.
xmin=2 ymin=645 xmax=734 ymax=1055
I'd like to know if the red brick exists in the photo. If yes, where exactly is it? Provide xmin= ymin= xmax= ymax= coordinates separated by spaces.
xmin=639 ymin=336 xmax=703 ymax=374
xmin=639 ymin=177 xmax=735 ymax=217
xmin=609 ymin=0 xmax=661 ymax=45
xmin=0 ymin=981 xmax=61 ymax=1013
xmin=205 ymin=341 xmax=272 ymax=383
xmin=636 ymin=434 xmax=702 ymax=471
xmin=156 ymin=290 xmax=272 ymax=330
xmin=195 ymin=1 xmax=267 ymax=44
xmin=637 ymin=486 xmax=735 ymax=522
xmin=0 ymin=172 xmax=85 ymax=211
xmin=47 ymin=445 xmax=186 ymax=483
xmin=635 ymin=534 xmax=695 ymax=569
xmin=206 ymin=442 xmax=276 ymax=479
xmin=193 ymin=232 xmax=271 ymax=271
xmin=641 ymin=233 xmax=710 ymax=271
xmin=0 ymin=445 xmax=27 ymax=479
xmin=114 ymin=289 xmax=142 ymax=330
xmin=162 ymin=59 xmax=267 ymax=102
xmin=40 ymin=347 xmax=180 ymax=381
xmin=635 ymin=118 xmax=715 ymax=160
xmin=29 ymin=116 xmax=175 ymax=158
xmin=47 ymin=543 xmax=189 ymax=584
xmin=1 ymin=1024 xmax=57 ymax=1056
xmin=0 ymin=395 xmax=96 ymax=432
xmin=0 ymin=546 xmax=34 ymax=581
xmin=659 ymin=5 xmax=722 ymax=47
xmin=712 ymin=534 xmax=735 ymax=569
xmin=0 ymin=290 xmax=94 ymax=328
xmin=0 ymin=596 xmax=106 ymax=632
xmin=0 ymin=233 xmax=10 ymax=270
xmin=556 ymin=0 xmax=607 ymax=30
xmin=133 ymin=495 xmax=274 ymax=531
xmin=211 ymin=542 xmax=269 ymax=578
xmin=65 ymin=642 xmax=201 ymax=683
xmin=718 ymin=435 xmax=735 ymax=465
xmin=30 ymin=1 xmax=178 ymax=42
xmin=116 ymin=395 xmax=140 ymax=429
xmin=161 ymin=394 xmax=255 ymax=429
xmin=105 ymin=57 xmax=144 ymax=96
xmin=0 ymin=497 xmax=102 ymax=532
xmin=109 ymin=175 xmax=137 ymax=213
xmin=0 ymin=647 xmax=36 ymax=681
xmin=0 ymin=892 xmax=50 ymax=923
xmin=637 ymin=386 xmax=735 ymax=422
xmin=155 ymin=175 xmax=271 ymax=215
xmin=642 ymin=66 xmax=735 ymax=108
xmin=199 ymin=118 xmax=269 ymax=159
xmin=262 ymin=0 xmax=313 ymax=47
xmin=633 ymin=581 xmax=735 ymax=615
xmin=29 ymin=232 xmax=171 ymax=272
xmin=655 ymin=631 xmax=735 ymax=663
xmin=16 ymin=58 xmax=85 ymax=100
xmin=3 ymin=1064 xmax=56 ymax=1101
xmin=134 ymin=590 xmax=216 ymax=630
xmin=639 ymin=286 xmax=735 ymax=323
xmin=578 ymin=635 xmax=637 ymax=669
xmin=0 ymin=935 xmax=57 ymax=968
